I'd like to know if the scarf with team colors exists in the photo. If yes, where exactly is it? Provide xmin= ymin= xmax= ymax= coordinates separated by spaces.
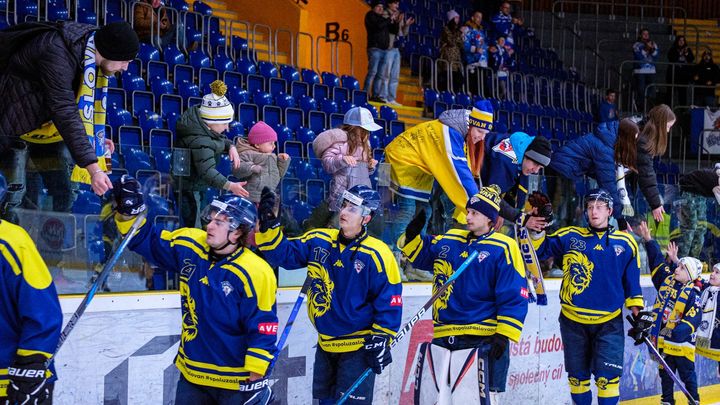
xmin=20 ymin=32 xmax=108 ymax=183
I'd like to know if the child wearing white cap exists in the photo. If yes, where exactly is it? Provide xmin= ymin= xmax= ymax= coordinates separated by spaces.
xmin=697 ymin=262 xmax=720 ymax=377
xmin=305 ymin=107 xmax=380 ymax=234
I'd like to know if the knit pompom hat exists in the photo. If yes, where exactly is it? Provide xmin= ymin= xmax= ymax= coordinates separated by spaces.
xmin=200 ymin=80 xmax=234 ymax=124
xmin=466 ymin=184 xmax=502 ymax=222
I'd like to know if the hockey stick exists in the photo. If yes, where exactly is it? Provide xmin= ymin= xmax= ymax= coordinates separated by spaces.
xmin=515 ymin=225 xmax=547 ymax=305
xmin=625 ymin=315 xmax=699 ymax=405
xmin=337 ymin=250 xmax=480 ymax=405
xmin=269 ymin=274 xmax=313 ymax=370
xmin=52 ymin=211 xmax=147 ymax=360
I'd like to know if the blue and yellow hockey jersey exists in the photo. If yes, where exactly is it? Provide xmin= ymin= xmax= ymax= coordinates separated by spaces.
xmin=645 ymin=239 xmax=702 ymax=361
xmin=401 ymin=229 xmax=528 ymax=342
xmin=533 ymin=226 xmax=643 ymax=324
xmin=116 ymin=216 xmax=278 ymax=390
xmin=0 ymin=220 xmax=62 ymax=397
xmin=256 ymin=227 xmax=402 ymax=352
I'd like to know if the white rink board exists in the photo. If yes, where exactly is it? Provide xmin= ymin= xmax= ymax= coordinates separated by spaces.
xmin=53 ymin=278 xmax=720 ymax=404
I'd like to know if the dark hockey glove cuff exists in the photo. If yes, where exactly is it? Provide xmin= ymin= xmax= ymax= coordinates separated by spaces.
xmin=7 ymin=354 xmax=52 ymax=405
xmin=238 ymin=378 xmax=274 ymax=405
xmin=404 ymin=209 xmax=427 ymax=242
xmin=364 ymin=335 xmax=392 ymax=374
xmin=258 ymin=187 xmax=280 ymax=233
xmin=113 ymin=174 xmax=146 ymax=216
xmin=626 ymin=312 xmax=654 ymax=346
xmin=489 ymin=334 xmax=509 ymax=360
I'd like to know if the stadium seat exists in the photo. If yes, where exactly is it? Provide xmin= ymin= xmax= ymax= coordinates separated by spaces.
xmin=258 ymin=61 xmax=278 ymax=79
xmin=280 ymin=65 xmax=300 ymax=82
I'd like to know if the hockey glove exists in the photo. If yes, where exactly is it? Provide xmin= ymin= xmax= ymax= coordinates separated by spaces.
xmin=258 ymin=187 xmax=280 ymax=233
xmin=528 ymin=191 xmax=554 ymax=223
xmin=617 ymin=217 xmax=629 ymax=231
xmin=489 ymin=334 xmax=509 ymax=360
xmin=113 ymin=175 xmax=146 ymax=216
xmin=404 ymin=209 xmax=427 ymax=242
xmin=364 ymin=335 xmax=392 ymax=374
xmin=238 ymin=379 xmax=274 ymax=405
xmin=6 ymin=354 xmax=52 ymax=405
xmin=627 ymin=311 xmax=654 ymax=346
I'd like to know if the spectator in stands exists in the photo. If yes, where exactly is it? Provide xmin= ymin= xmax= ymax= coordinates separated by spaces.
xmin=634 ymin=104 xmax=674 ymax=223
xmin=440 ymin=10 xmax=465 ymax=93
xmin=364 ymin=1 xmax=390 ymax=102
xmin=598 ymin=89 xmax=619 ymax=126
xmin=464 ymin=11 xmax=488 ymax=69
xmin=0 ymin=21 xmax=138 ymax=222
xmin=632 ymin=28 xmax=659 ymax=111
xmin=233 ymin=121 xmax=290 ymax=204
xmin=306 ymin=107 xmax=381 ymax=235
xmin=175 ymin=80 xmax=247 ymax=228
xmin=511 ymin=16 xmax=526 ymax=42
xmin=693 ymin=50 xmax=720 ymax=107
xmin=491 ymin=2 xmax=513 ymax=45
xmin=133 ymin=0 xmax=175 ymax=47
xmin=666 ymin=35 xmax=694 ymax=106
xmin=380 ymin=0 xmax=414 ymax=106
xmin=481 ymin=132 xmax=552 ymax=230
xmin=489 ymin=36 xmax=515 ymax=99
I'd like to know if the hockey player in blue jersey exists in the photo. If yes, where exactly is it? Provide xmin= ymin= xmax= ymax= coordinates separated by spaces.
xmin=531 ymin=188 xmax=646 ymax=405
xmin=0 ymin=173 xmax=63 ymax=405
xmin=112 ymin=175 xmax=276 ymax=405
xmin=256 ymin=185 xmax=402 ymax=405
xmin=631 ymin=221 xmax=702 ymax=405
xmin=399 ymin=185 xmax=528 ymax=404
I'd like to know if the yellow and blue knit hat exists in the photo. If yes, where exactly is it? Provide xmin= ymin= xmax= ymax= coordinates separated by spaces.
xmin=200 ymin=80 xmax=234 ymax=124
xmin=468 ymin=99 xmax=494 ymax=130
xmin=466 ymin=184 xmax=502 ymax=222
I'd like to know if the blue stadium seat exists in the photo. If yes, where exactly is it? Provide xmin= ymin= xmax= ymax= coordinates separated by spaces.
xmin=227 ymin=121 xmax=244 ymax=139
xmin=329 ymin=113 xmax=344 ymax=129
xmin=107 ymin=108 xmax=132 ymax=131
xmin=189 ymin=50 xmax=211 ymax=71
xmin=147 ymin=60 xmax=169 ymax=83
xmin=160 ymin=94 xmax=182 ymax=118
xmin=301 ymin=69 xmax=320 ymax=85
xmin=339 ymin=100 xmax=355 ymax=114
xmin=341 ymin=75 xmax=360 ymax=91
xmin=193 ymin=0 xmax=212 ymax=16
xmin=150 ymin=78 xmax=175 ymax=99
xmin=132 ymin=91 xmax=155 ymax=117
xmin=298 ymin=95 xmax=317 ymax=114
xmin=440 ymin=91 xmax=455 ymax=105
xmin=123 ymin=148 xmax=153 ymax=177
xmin=332 ymin=87 xmax=349 ymax=104
xmin=275 ymin=93 xmax=296 ymax=110
xmin=274 ymin=124 xmax=293 ymax=145
xmin=291 ymin=200 xmax=312 ymax=224
xmin=296 ymin=127 xmax=315 ymax=144
xmin=226 ymin=86 xmax=250 ymax=105
xmin=139 ymin=111 xmax=163 ymax=135
xmin=121 ymin=72 xmax=146 ymax=94
xmin=235 ymin=58 xmax=257 ymax=76
xmin=455 ymin=93 xmax=472 ymax=107
xmin=199 ymin=68 xmax=219 ymax=93
xmin=258 ymin=61 xmax=278 ymax=79
xmin=163 ymin=44 xmax=187 ymax=70
xmin=108 ymin=87 xmax=126 ymax=110
xmin=137 ymin=43 xmax=160 ymax=69
xmin=238 ymin=103 xmax=259 ymax=129
xmin=247 ymin=74 xmax=265 ymax=94
xmin=291 ymin=81 xmax=309 ymax=99
xmin=320 ymin=98 xmax=338 ymax=115
xmin=313 ymin=83 xmax=329 ymax=101
xmin=149 ymin=128 xmax=172 ymax=151
xmin=281 ymin=178 xmax=302 ymax=205
xmin=178 ymin=81 xmax=201 ymax=102
xmin=216 ymin=154 xmax=232 ymax=177
xmin=174 ymin=64 xmax=194 ymax=87
xmin=252 ymin=91 xmax=274 ymax=110
xmin=389 ymin=120 xmax=405 ymax=138
xmin=269 ymin=77 xmax=287 ymax=97
xmin=77 ymin=7 xmax=96 ymax=24
xmin=308 ymin=111 xmax=326 ymax=134
xmin=295 ymin=160 xmax=315 ymax=183
xmin=72 ymin=190 xmax=101 ymax=215
xmin=321 ymin=72 xmax=340 ymax=88
xmin=152 ymin=148 xmax=172 ymax=174
xmin=280 ymin=65 xmax=300 ymax=82
xmin=285 ymin=108 xmax=304 ymax=132
xmin=380 ymin=106 xmax=398 ymax=122
xmin=306 ymin=179 xmax=325 ymax=207
xmin=262 ymin=105 xmax=282 ymax=128
xmin=47 ymin=0 xmax=69 ymax=21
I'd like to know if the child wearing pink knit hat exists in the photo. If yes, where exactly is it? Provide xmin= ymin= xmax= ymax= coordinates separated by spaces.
xmin=233 ymin=121 xmax=291 ymax=203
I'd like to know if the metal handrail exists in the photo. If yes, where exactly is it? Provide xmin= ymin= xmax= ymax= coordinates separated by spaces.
xmin=229 ymin=20 xmax=250 ymax=61
xmin=179 ymin=10 xmax=204 ymax=54
xmin=315 ymin=35 xmax=335 ymax=75
xmin=419 ymin=55 xmax=434 ymax=90
xmin=450 ymin=61 xmax=465 ymax=94
xmin=252 ymin=23 xmax=273 ymax=65
xmin=204 ymin=15 xmax=229 ymax=58
xmin=296 ymin=31 xmax=314 ymax=70
xmin=274 ymin=28 xmax=294 ymax=68
xmin=336 ymin=40 xmax=354 ymax=76
xmin=433 ymin=58 xmax=451 ymax=95
xmin=464 ymin=65 xmax=491 ymax=97
xmin=159 ymin=6 xmax=178 ymax=51
xmin=643 ymin=82 xmax=718 ymax=114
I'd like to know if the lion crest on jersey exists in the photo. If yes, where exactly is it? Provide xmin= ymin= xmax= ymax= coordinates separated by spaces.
xmin=307 ymin=262 xmax=334 ymax=325
xmin=433 ymin=260 xmax=454 ymax=319
xmin=561 ymin=250 xmax=594 ymax=304
xmin=179 ymin=282 xmax=199 ymax=347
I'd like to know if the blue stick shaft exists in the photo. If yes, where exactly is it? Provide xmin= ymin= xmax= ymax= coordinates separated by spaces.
xmin=337 ymin=250 xmax=480 ymax=404
xmin=53 ymin=212 xmax=146 ymax=360
xmin=274 ymin=275 xmax=312 ymax=361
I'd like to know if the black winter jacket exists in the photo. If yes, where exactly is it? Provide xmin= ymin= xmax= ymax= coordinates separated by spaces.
xmin=0 ymin=21 xmax=98 ymax=167
xmin=365 ymin=11 xmax=390 ymax=50
xmin=632 ymin=134 xmax=663 ymax=210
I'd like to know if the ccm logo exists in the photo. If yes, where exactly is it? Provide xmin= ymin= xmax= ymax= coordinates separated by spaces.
xmin=390 ymin=295 xmax=403 ymax=306
xmin=520 ymin=288 xmax=529 ymax=299
xmin=258 ymin=323 xmax=278 ymax=335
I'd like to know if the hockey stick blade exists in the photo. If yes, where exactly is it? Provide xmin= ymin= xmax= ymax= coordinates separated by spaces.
xmin=625 ymin=315 xmax=698 ymax=405
xmin=269 ymin=274 xmax=313 ymax=372
xmin=52 ymin=211 xmax=147 ymax=362
xmin=337 ymin=250 xmax=480 ymax=405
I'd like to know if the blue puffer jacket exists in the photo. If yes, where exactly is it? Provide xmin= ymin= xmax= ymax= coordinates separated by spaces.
xmin=548 ymin=121 xmax=623 ymax=219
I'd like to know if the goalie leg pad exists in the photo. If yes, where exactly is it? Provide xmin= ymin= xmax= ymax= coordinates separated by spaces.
xmin=449 ymin=346 xmax=491 ymax=405
xmin=414 ymin=342 xmax=452 ymax=405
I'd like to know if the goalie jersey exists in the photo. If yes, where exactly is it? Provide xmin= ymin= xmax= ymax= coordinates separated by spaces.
xmin=115 ymin=216 xmax=278 ymax=390
xmin=0 ymin=220 xmax=62 ymax=397
xmin=401 ymin=229 xmax=528 ymax=342
xmin=256 ymin=226 xmax=402 ymax=353
xmin=532 ymin=226 xmax=643 ymax=324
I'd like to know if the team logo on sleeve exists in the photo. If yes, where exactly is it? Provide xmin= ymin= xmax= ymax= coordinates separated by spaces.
xmin=221 ymin=281 xmax=234 ymax=296
xmin=180 ymin=259 xmax=196 ymax=280
xmin=520 ymin=287 xmax=529 ymax=299
xmin=258 ymin=322 xmax=278 ymax=335
xmin=390 ymin=295 xmax=403 ymax=306
xmin=492 ymin=139 xmax=518 ymax=163
xmin=432 ymin=260 xmax=455 ymax=319
xmin=354 ymin=259 xmax=365 ymax=273
xmin=613 ymin=245 xmax=625 ymax=256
